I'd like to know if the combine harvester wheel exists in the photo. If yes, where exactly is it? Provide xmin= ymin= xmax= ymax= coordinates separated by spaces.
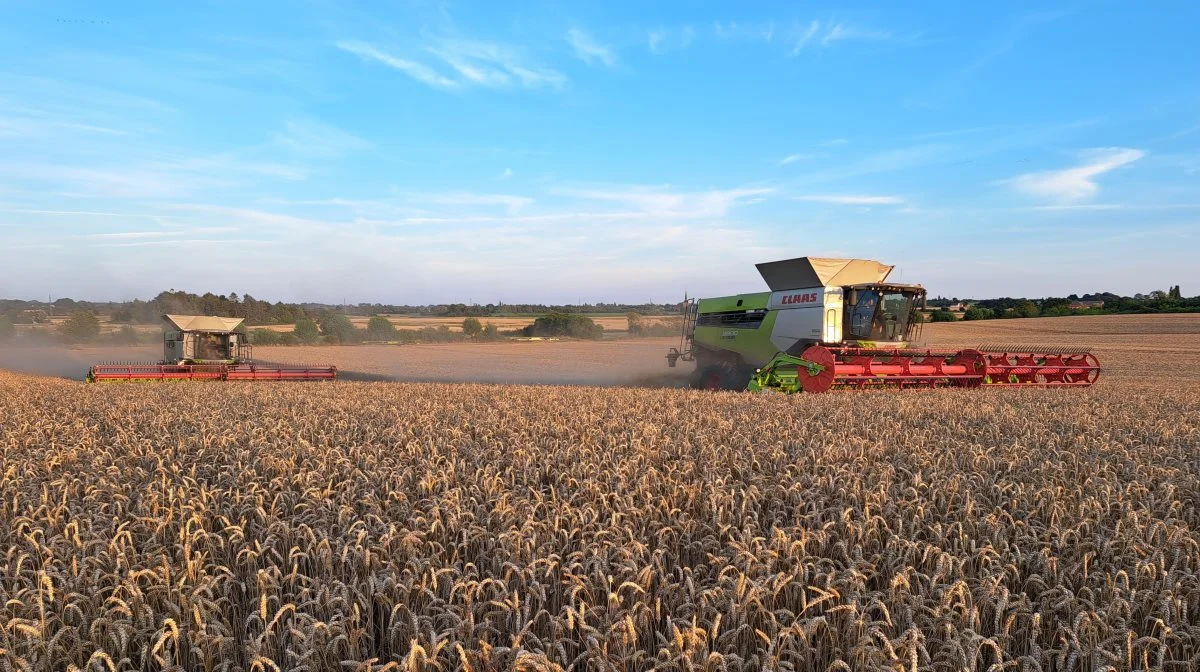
xmin=747 ymin=345 xmax=1099 ymax=393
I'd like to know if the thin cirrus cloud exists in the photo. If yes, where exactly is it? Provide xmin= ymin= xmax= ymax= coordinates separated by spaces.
xmin=336 ymin=39 xmax=564 ymax=91
xmin=565 ymin=29 xmax=618 ymax=67
xmin=1002 ymin=147 xmax=1146 ymax=201
xmin=648 ymin=26 xmax=696 ymax=54
xmin=713 ymin=19 xmax=906 ymax=55
xmin=793 ymin=194 xmax=905 ymax=205
xmin=778 ymin=152 xmax=824 ymax=166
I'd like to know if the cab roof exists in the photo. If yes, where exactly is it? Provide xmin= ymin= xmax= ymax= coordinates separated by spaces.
xmin=162 ymin=314 xmax=245 ymax=333
xmin=755 ymin=256 xmax=894 ymax=290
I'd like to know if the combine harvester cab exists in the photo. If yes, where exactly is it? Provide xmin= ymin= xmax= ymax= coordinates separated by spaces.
xmin=667 ymin=257 xmax=1099 ymax=393
xmin=86 ymin=314 xmax=337 ymax=383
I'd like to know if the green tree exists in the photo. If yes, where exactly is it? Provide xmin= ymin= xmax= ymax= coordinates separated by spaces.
xmin=293 ymin=318 xmax=320 ymax=344
xmin=317 ymin=312 xmax=360 ymax=343
xmin=251 ymin=328 xmax=282 ymax=345
xmin=0 ymin=316 xmax=13 ymax=342
xmin=461 ymin=317 xmax=483 ymax=337
xmin=366 ymin=316 xmax=397 ymax=340
xmin=963 ymin=307 xmax=994 ymax=321
xmin=59 ymin=311 xmax=101 ymax=342
xmin=930 ymin=310 xmax=956 ymax=322
xmin=1014 ymin=300 xmax=1039 ymax=318
xmin=909 ymin=311 xmax=925 ymax=324
xmin=523 ymin=313 xmax=603 ymax=339
xmin=482 ymin=321 xmax=500 ymax=341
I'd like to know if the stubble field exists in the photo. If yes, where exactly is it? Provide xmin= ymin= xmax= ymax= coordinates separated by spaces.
xmin=0 ymin=314 xmax=1198 ymax=670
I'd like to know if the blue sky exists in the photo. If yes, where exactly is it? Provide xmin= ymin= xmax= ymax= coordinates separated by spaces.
xmin=1 ymin=1 xmax=1198 ymax=303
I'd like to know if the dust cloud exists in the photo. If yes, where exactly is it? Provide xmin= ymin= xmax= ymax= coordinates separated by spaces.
xmin=0 ymin=344 xmax=159 ymax=380
xmin=0 ymin=339 xmax=697 ymax=389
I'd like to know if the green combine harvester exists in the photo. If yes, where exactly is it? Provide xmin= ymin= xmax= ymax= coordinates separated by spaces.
xmin=667 ymin=256 xmax=1100 ymax=393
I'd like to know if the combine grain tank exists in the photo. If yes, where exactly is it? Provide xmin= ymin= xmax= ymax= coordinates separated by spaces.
xmin=86 ymin=314 xmax=337 ymax=382
xmin=667 ymin=257 xmax=1099 ymax=392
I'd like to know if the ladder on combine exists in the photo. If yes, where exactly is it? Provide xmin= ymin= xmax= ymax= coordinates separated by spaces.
xmin=666 ymin=297 xmax=698 ymax=368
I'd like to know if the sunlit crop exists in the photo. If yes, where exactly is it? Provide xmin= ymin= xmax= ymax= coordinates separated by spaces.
xmin=2 ymin=368 xmax=1197 ymax=671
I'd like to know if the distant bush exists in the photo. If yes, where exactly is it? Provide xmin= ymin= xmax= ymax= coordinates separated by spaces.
xmin=251 ymin=328 xmax=282 ymax=345
xmin=59 ymin=311 xmax=101 ymax=342
xmin=278 ymin=331 xmax=300 ymax=346
xmin=523 ymin=313 xmax=603 ymax=339
xmin=366 ymin=316 xmax=397 ymax=340
xmin=317 ymin=313 xmax=360 ymax=343
xmin=930 ymin=310 xmax=957 ymax=323
xmin=963 ymin=307 xmax=994 ymax=321
xmin=481 ymin=322 xmax=500 ymax=341
xmin=293 ymin=319 xmax=321 ymax=344
xmin=909 ymin=311 xmax=925 ymax=325
xmin=461 ymin=317 xmax=483 ymax=337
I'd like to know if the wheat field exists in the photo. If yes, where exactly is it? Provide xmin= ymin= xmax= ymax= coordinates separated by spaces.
xmin=1 ymin=315 xmax=1198 ymax=670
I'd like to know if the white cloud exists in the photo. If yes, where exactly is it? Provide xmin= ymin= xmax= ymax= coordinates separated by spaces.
xmin=500 ymin=168 xmax=513 ymax=179
xmin=778 ymin=153 xmax=823 ymax=166
xmin=410 ymin=192 xmax=533 ymax=214
xmin=338 ymin=39 xmax=564 ymax=91
xmin=790 ymin=21 xmax=820 ymax=53
xmin=648 ymin=30 xmax=665 ymax=53
xmin=566 ymin=29 xmax=617 ymax=67
xmin=820 ymin=22 xmax=894 ymax=46
xmin=649 ymin=26 xmax=696 ymax=54
xmin=430 ymin=38 xmax=565 ymax=89
xmin=1004 ymin=147 xmax=1146 ymax=201
xmin=793 ymin=194 xmax=904 ymax=205
xmin=557 ymin=185 xmax=773 ymax=217
xmin=337 ymin=41 xmax=460 ymax=90
xmin=272 ymin=119 xmax=370 ymax=158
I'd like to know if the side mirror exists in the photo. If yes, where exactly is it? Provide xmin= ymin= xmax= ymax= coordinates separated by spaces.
xmin=847 ymin=289 xmax=859 ymax=306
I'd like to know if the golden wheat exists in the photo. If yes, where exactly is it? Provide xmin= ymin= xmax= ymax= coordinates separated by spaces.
xmin=0 ymin=358 xmax=1197 ymax=670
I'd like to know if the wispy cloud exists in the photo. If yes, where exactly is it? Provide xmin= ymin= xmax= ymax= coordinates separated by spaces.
xmin=713 ymin=18 xmax=913 ymax=55
xmin=272 ymin=119 xmax=370 ymax=158
xmin=648 ymin=26 xmax=696 ymax=54
xmin=556 ymin=185 xmax=773 ymax=217
xmin=1003 ymin=148 xmax=1146 ymax=201
xmin=566 ymin=29 xmax=617 ymax=68
xmin=432 ymin=38 xmax=565 ymax=88
xmin=405 ymin=191 xmax=533 ymax=214
xmin=793 ymin=194 xmax=904 ymax=205
xmin=337 ymin=39 xmax=564 ymax=91
xmin=337 ymin=41 xmax=459 ymax=90
xmin=777 ymin=153 xmax=822 ymax=166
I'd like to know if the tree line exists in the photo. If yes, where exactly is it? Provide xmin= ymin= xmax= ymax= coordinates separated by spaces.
xmin=926 ymin=286 xmax=1197 ymax=322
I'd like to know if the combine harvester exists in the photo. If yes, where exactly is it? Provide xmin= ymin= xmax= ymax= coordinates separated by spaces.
xmin=667 ymin=257 xmax=1099 ymax=393
xmin=87 ymin=315 xmax=337 ymax=382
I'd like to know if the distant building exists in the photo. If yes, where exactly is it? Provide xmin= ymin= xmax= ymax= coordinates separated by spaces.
xmin=946 ymin=302 xmax=970 ymax=312
xmin=1069 ymin=300 xmax=1105 ymax=310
